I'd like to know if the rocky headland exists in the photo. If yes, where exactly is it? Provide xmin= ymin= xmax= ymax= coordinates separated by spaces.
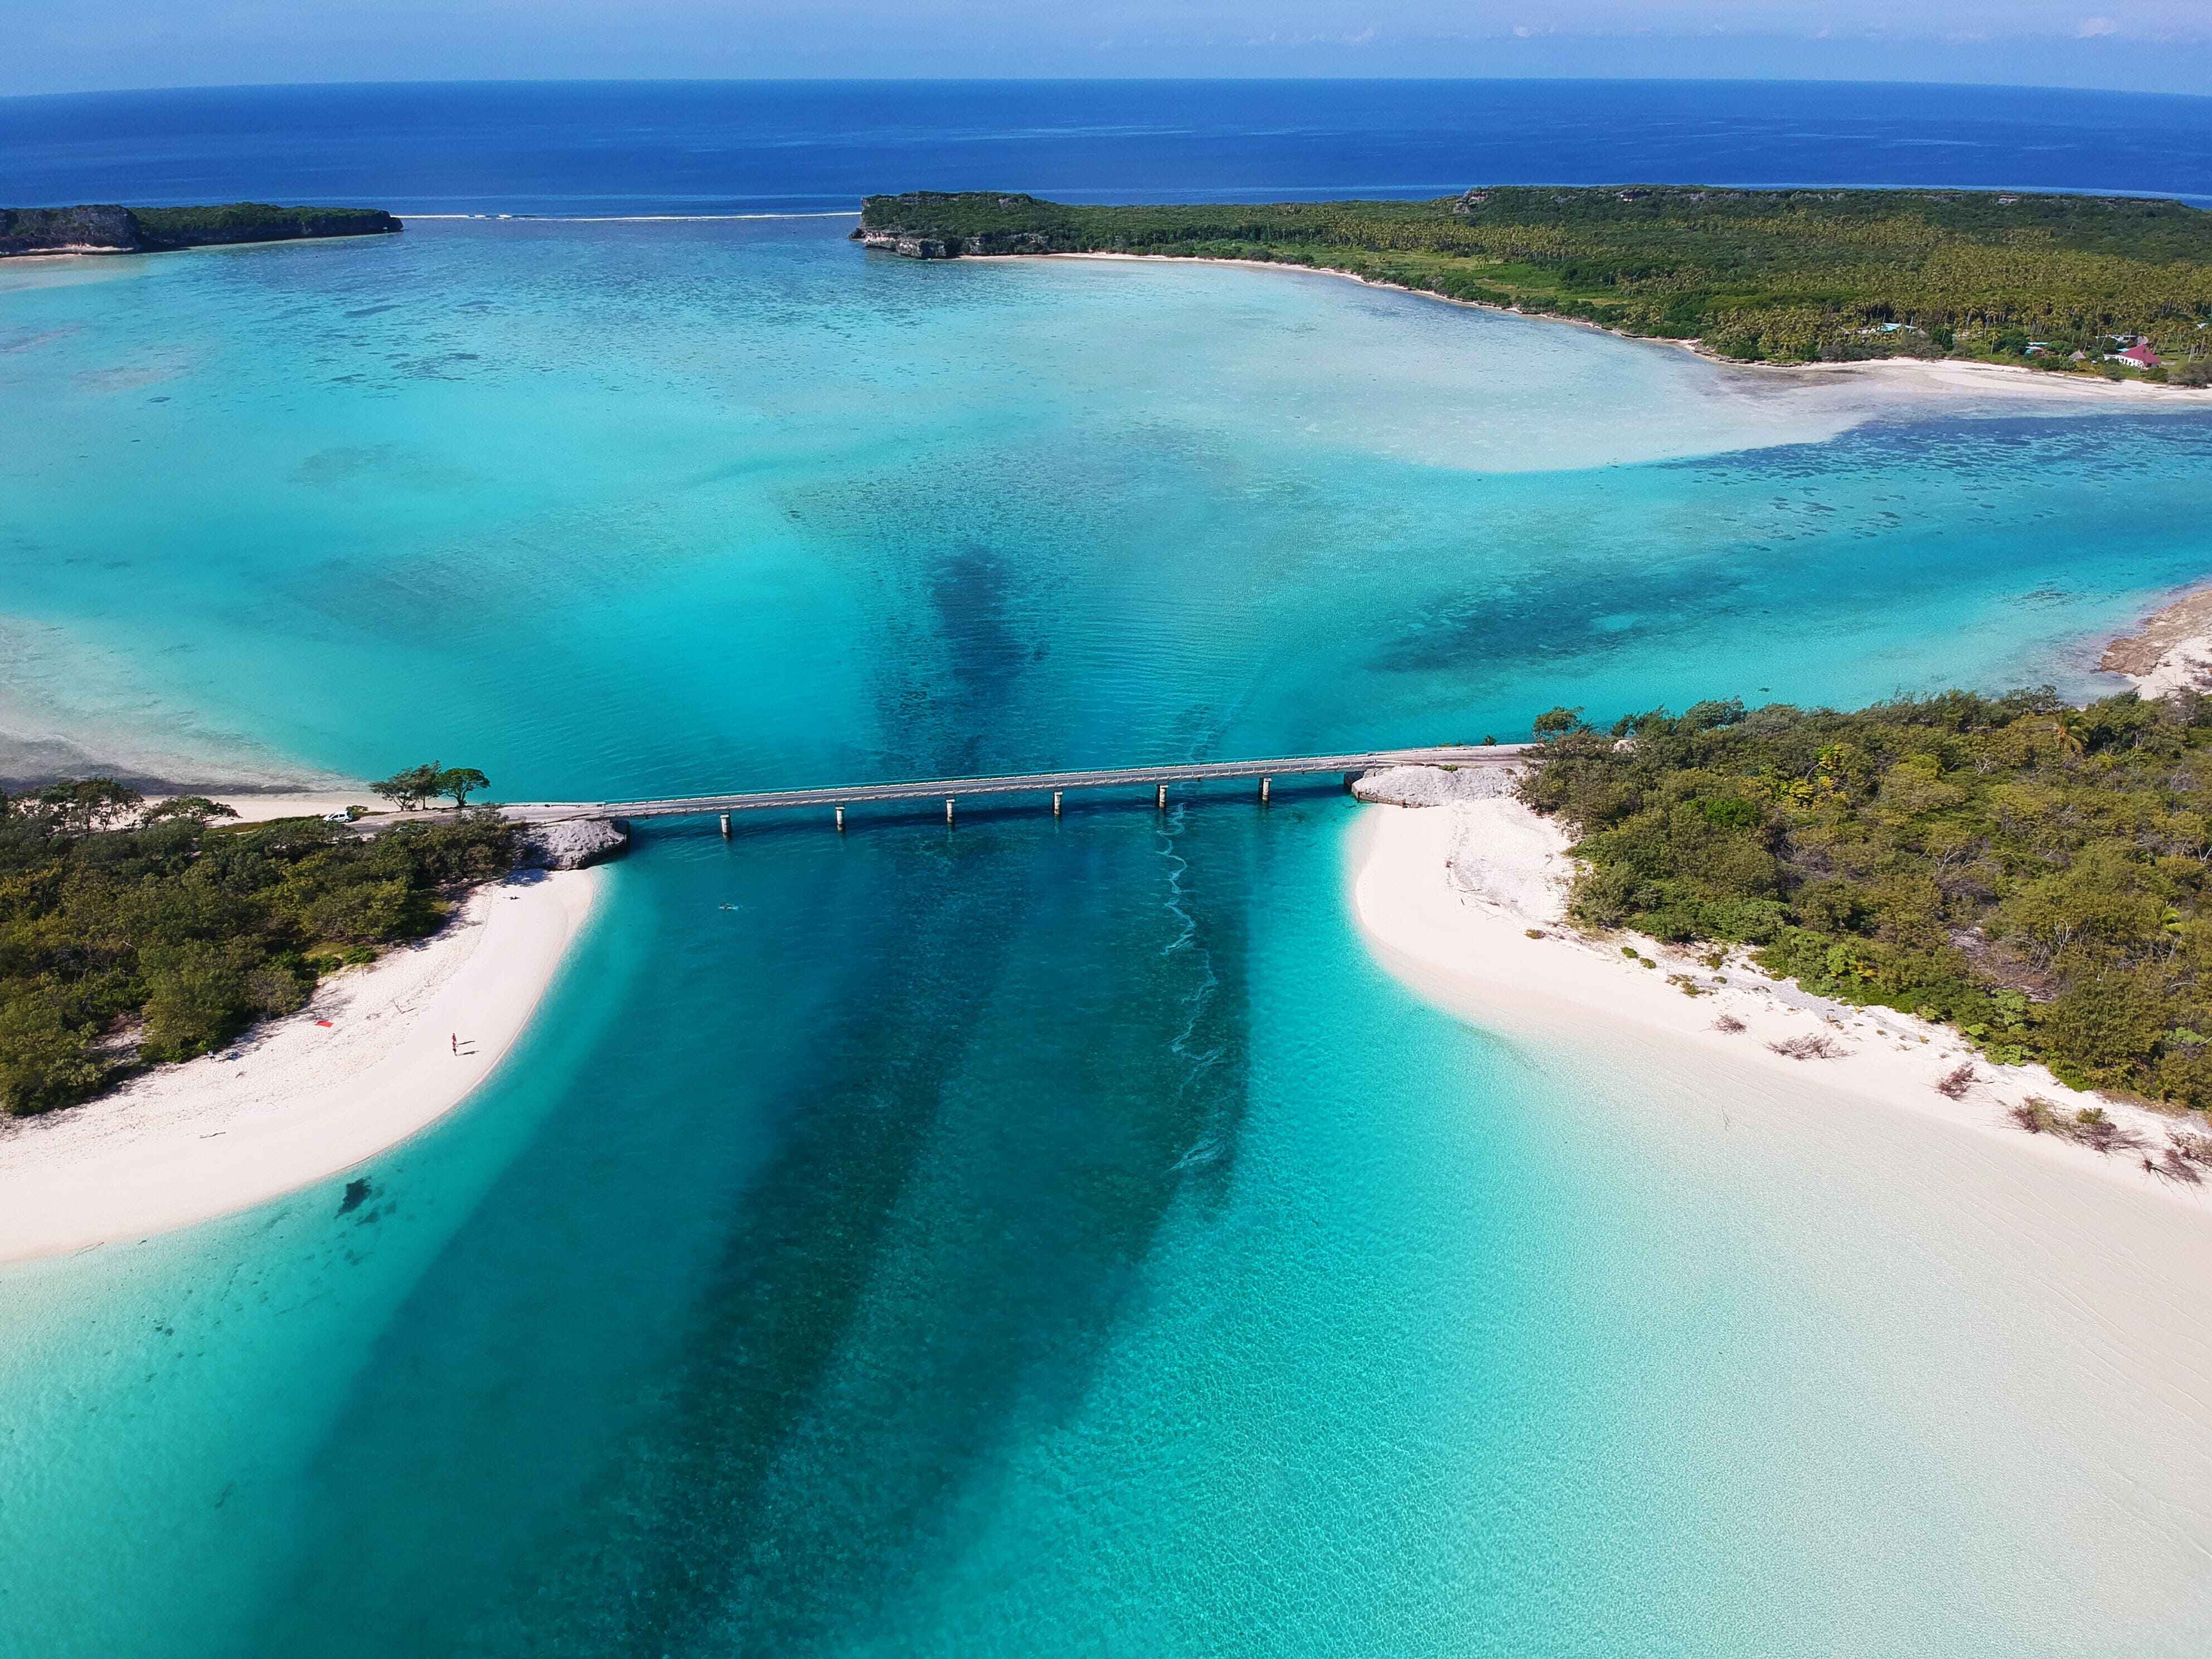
xmin=2102 ymin=587 xmax=2212 ymax=698
xmin=0 ymin=203 xmax=402 ymax=258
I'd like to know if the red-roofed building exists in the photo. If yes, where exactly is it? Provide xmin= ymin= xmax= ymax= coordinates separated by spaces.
xmin=2114 ymin=340 xmax=2163 ymax=370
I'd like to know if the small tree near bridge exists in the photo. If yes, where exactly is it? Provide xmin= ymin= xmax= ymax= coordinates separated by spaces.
xmin=437 ymin=767 xmax=489 ymax=808
xmin=372 ymin=763 xmax=488 ymax=811
xmin=372 ymin=763 xmax=442 ymax=811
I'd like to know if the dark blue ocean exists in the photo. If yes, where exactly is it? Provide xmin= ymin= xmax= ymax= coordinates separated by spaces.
xmin=4 ymin=77 xmax=2212 ymax=213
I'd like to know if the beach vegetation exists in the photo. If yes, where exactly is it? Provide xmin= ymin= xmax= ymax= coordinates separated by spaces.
xmin=1525 ymin=687 xmax=2212 ymax=1118
xmin=2009 ymin=1096 xmax=2150 ymax=1154
xmin=2 ymin=203 xmax=400 ymax=260
xmin=125 ymin=203 xmax=399 ymax=249
xmin=1769 ymin=1032 xmax=1848 ymax=1059
xmin=2151 ymin=1146 xmax=2204 ymax=1183
xmin=0 ymin=783 xmax=515 ymax=1115
xmin=143 ymin=795 xmax=239 ymax=825
xmin=860 ymin=189 xmax=2212 ymax=368
xmin=1532 ymin=705 xmax=1586 ymax=737
xmin=437 ymin=767 xmax=491 ymax=808
xmin=372 ymin=761 xmax=488 ymax=811
xmin=372 ymin=763 xmax=444 ymax=809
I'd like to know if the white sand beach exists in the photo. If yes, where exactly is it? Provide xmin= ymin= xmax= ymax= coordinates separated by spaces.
xmin=1808 ymin=353 xmax=2212 ymax=402
xmin=1348 ymin=783 xmax=2212 ymax=1619
xmin=147 ymin=790 xmax=373 ymax=823
xmin=1350 ymin=772 xmax=2212 ymax=1209
xmin=0 ymin=867 xmax=601 ymax=1264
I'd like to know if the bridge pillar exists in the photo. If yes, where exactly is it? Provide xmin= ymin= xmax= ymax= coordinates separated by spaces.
xmin=1260 ymin=776 xmax=1270 ymax=804
xmin=1052 ymin=789 xmax=1062 ymax=817
xmin=719 ymin=812 xmax=730 ymax=838
xmin=835 ymin=803 xmax=846 ymax=833
xmin=1156 ymin=782 xmax=1167 ymax=811
xmin=945 ymin=797 xmax=955 ymax=826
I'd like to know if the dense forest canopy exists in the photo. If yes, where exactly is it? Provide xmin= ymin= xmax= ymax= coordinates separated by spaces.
xmin=126 ymin=203 xmax=400 ymax=248
xmin=0 ymin=202 xmax=400 ymax=257
xmin=858 ymin=188 xmax=2212 ymax=372
xmin=0 ymin=784 xmax=512 ymax=1116
xmin=1522 ymin=689 xmax=2212 ymax=1116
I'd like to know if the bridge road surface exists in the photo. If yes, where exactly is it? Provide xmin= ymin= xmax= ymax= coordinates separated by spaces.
xmin=481 ymin=744 xmax=1534 ymax=824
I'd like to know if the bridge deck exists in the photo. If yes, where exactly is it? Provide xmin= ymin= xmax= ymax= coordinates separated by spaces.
xmin=497 ymin=744 xmax=1527 ymax=823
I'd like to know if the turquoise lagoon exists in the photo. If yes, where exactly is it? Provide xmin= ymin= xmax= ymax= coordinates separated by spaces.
xmin=3 ymin=219 xmax=2211 ymax=1656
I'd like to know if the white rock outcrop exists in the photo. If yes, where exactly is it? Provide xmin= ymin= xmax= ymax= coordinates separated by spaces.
xmin=517 ymin=816 xmax=630 ymax=870
xmin=1351 ymin=764 xmax=1523 ymax=807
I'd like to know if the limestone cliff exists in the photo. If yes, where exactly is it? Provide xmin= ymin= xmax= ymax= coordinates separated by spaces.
xmin=852 ymin=194 xmax=1071 ymax=259
xmin=0 ymin=203 xmax=402 ymax=259
xmin=0 ymin=205 xmax=138 ymax=255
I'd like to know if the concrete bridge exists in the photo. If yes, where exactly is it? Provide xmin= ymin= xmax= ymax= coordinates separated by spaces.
xmin=493 ymin=744 xmax=1528 ymax=833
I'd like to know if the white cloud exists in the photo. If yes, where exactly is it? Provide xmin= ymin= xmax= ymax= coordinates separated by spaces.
xmin=2077 ymin=15 xmax=2118 ymax=35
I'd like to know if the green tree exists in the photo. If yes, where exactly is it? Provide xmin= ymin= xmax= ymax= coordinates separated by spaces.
xmin=0 ymin=784 xmax=520 ymax=1116
xmin=436 ymin=767 xmax=490 ymax=808
xmin=20 ymin=779 xmax=143 ymax=835
xmin=137 ymin=940 xmax=255 ymax=1062
xmin=0 ymin=997 xmax=108 ymax=1114
xmin=2049 ymin=710 xmax=2089 ymax=758
xmin=2039 ymin=974 xmax=2173 ymax=1090
xmin=372 ymin=763 xmax=443 ymax=811
xmin=296 ymin=877 xmax=415 ymax=944
xmin=859 ymin=188 xmax=2212 ymax=369
xmin=142 ymin=796 xmax=240 ymax=824
xmin=1519 ymin=687 xmax=2212 ymax=1117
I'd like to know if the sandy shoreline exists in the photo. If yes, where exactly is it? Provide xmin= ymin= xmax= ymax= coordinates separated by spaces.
xmin=1347 ymin=783 xmax=2212 ymax=1613
xmin=150 ymin=790 xmax=374 ymax=823
xmin=1348 ymin=780 xmax=2212 ymax=1210
xmin=1052 ymin=250 xmax=2212 ymax=405
xmin=0 ymin=866 xmax=603 ymax=1264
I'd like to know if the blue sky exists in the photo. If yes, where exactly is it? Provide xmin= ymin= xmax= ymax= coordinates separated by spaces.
xmin=8 ymin=2 xmax=2210 ymax=97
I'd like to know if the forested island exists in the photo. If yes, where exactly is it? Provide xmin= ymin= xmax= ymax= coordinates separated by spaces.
xmin=858 ymin=188 xmax=2212 ymax=375
xmin=1521 ymin=687 xmax=2212 ymax=1120
xmin=0 ymin=202 xmax=401 ymax=258
xmin=0 ymin=784 xmax=511 ymax=1115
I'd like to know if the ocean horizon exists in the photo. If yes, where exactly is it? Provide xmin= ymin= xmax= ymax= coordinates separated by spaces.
xmin=7 ymin=78 xmax=2212 ymax=216
xmin=5 ymin=79 xmax=2212 ymax=1657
